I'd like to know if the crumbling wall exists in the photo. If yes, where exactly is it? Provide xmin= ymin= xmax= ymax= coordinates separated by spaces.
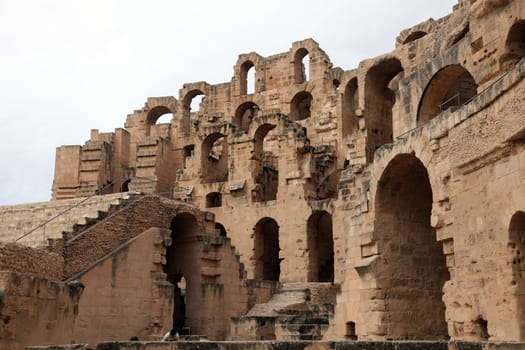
xmin=41 ymin=0 xmax=525 ymax=344
xmin=0 ymin=271 xmax=83 ymax=350
xmin=0 ymin=243 xmax=63 ymax=280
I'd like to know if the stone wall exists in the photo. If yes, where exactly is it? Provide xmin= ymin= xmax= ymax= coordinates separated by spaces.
xmin=0 ymin=271 xmax=83 ymax=350
xmin=72 ymin=227 xmax=174 ymax=344
xmin=22 ymin=0 xmax=525 ymax=344
xmin=0 ymin=243 xmax=63 ymax=280
xmin=0 ymin=192 xmax=137 ymax=247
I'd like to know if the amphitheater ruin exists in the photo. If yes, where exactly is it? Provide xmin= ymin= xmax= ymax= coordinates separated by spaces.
xmin=1 ymin=0 xmax=525 ymax=349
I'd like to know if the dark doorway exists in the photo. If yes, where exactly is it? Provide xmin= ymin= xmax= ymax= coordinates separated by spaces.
xmin=374 ymin=154 xmax=449 ymax=339
xmin=164 ymin=213 xmax=198 ymax=334
xmin=253 ymin=218 xmax=280 ymax=281
xmin=307 ymin=211 xmax=334 ymax=282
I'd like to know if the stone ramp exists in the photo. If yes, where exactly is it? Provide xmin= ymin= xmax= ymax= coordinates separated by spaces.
xmin=231 ymin=282 xmax=340 ymax=341
xmin=0 ymin=192 xmax=141 ymax=247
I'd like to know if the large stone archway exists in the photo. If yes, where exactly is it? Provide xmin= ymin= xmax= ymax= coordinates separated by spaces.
xmin=372 ymin=153 xmax=449 ymax=340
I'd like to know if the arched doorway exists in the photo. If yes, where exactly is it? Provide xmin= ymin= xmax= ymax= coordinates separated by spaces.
xmin=234 ymin=102 xmax=259 ymax=132
xmin=364 ymin=58 xmax=403 ymax=162
xmin=500 ymin=20 xmax=525 ymax=70
xmin=307 ymin=211 xmax=334 ymax=282
xmin=374 ymin=154 xmax=449 ymax=339
xmin=240 ymin=60 xmax=256 ymax=95
xmin=253 ymin=218 xmax=280 ymax=281
xmin=181 ymin=89 xmax=205 ymax=135
xmin=201 ymin=133 xmax=228 ymax=183
xmin=290 ymin=91 xmax=313 ymax=121
xmin=294 ymin=48 xmax=310 ymax=84
xmin=164 ymin=213 xmax=199 ymax=334
xmin=417 ymin=64 xmax=477 ymax=125
xmin=342 ymin=77 xmax=358 ymax=139
xmin=252 ymin=123 xmax=278 ymax=202
xmin=509 ymin=211 xmax=525 ymax=340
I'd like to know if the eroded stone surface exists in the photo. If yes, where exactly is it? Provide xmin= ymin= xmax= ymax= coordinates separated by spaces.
xmin=2 ymin=0 xmax=525 ymax=348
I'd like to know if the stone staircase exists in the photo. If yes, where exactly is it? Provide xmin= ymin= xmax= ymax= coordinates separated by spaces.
xmin=231 ymin=282 xmax=340 ymax=341
xmin=0 ymin=192 xmax=142 ymax=247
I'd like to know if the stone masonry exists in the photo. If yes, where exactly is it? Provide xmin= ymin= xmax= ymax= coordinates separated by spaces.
xmin=2 ymin=0 xmax=525 ymax=348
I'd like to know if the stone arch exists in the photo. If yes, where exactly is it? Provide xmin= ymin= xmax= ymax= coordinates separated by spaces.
xmin=253 ymin=217 xmax=280 ymax=281
xmin=146 ymin=105 xmax=173 ymax=125
xmin=234 ymin=101 xmax=259 ymax=132
xmin=240 ymin=60 xmax=256 ymax=95
xmin=373 ymin=153 xmax=449 ymax=340
xmin=417 ymin=64 xmax=477 ymax=125
xmin=201 ymin=133 xmax=228 ymax=183
xmin=342 ymin=77 xmax=359 ymax=138
xmin=234 ymin=53 xmax=264 ymax=96
xmin=500 ymin=20 xmax=525 ymax=71
xmin=180 ymin=86 xmax=207 ymax=135
xmin=307 ymin=211 xmax=334 ymax=282
xmin=402 ymin=31 xmax=427 ymax=44
xmin=215 ymin=222 xmax=227 ymax=237
xmin=164 ymin=212 xmax=199 ymax=334
xmin=252 ymin=123 xmax=278 ymax=202
xmin=294 ymin=47 xmax=310 ymax=84
xmin=509 ymin=211 xmax=525 ymax=340
xmin=364 ymin=57 xmax=403 ymax=162
xmin=290 ymin=91 xmax=313 ymax=121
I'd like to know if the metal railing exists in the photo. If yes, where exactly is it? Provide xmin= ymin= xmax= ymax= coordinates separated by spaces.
xmin=14 ymin=181 xmax=116 ymax=244
xmin=13 ymin=176 xmax=191 ymax=245
xmin=397 ymin=57 xmax=525 ymax=142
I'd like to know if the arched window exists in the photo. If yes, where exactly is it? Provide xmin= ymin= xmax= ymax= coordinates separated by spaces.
xmin=501 ymin=20 xmax=525 ymax=70
xmin=290 ymin=91 xmax=313 ymax=121
xmin=240 ymin=60 xmax=256 ymax=95
xmin=234 ymin=102 xmax=259 ymax=132
xmin=294 ymin=48 xmax=310 ymax=84
xmin=206 ymin=192 xmax=222 ymax=208
xmin=215 ymin=222 xmax=227 ymax=237
xmin=146 ymin=106 xmax=173 ymax=125
xmin=252 ymin=124 xmax=278 ymax=203
xmin=182 ymin=89 xmax=205 ymax=135
xmin=201 ymin=133 xmax=228 ymax=183
xmin=364 ymin=58 xmax=403 ymax=162
xmin=417 ymin=64 xmax=477 ymax=125
xmin=342 ymin=78 xmax=358 ymax=138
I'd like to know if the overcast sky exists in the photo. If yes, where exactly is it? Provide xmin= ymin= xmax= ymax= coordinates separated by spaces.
xmin=0 ymin=0 xmax=457 ymax=206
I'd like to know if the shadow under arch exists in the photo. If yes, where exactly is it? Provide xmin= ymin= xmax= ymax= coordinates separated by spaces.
xmin=253 ymin=217 xmax=280 ymax=281
xmin=164 ymin=212 xmax=200 ymax=335
xmin=364 ymin=57 xmax=403 ymax=162
xmin=509 ymin=211 xmax=525 ymax=340
xmin=372 ymin=153 xmax=449 ymax=340
xmin=307 ymin=211 xmax=334 ymax=282
xmin=417 ymin=64 xmax=477 ymax=125
xmin=201 ymin=132 xmax=228 ymax=184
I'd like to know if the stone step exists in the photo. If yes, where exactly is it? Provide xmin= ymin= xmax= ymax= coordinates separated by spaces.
xmin=232 ymin=282 xmax=339 ymax=341
xmin=0 ymin=192 xmax=140 ymax=247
